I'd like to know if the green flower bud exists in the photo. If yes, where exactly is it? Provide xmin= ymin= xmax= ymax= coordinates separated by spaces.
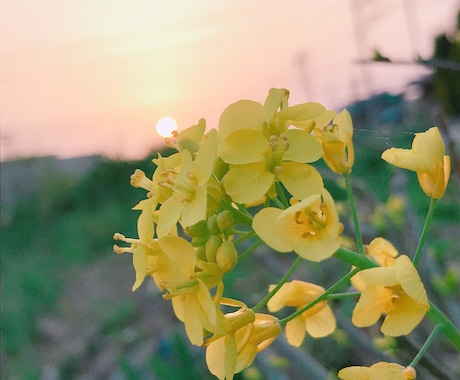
xmin=216 ymin=210 xmax=234 ymax=231
xmin=185 ymin=220 xmax=209 ymax=238
xmin=205 ymin=234 xmax=222 ymax=262
xmin=207 ymin=214 xmax=220 ymax=235
xmin=216 ymin=240 xmax=238 ymax=272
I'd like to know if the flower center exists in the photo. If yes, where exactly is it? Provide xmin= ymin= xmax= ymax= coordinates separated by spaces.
xmin=267 ymin=134 xmax=289 ymax=173
xmin=294 ymin=203 xmax=327 ymax=238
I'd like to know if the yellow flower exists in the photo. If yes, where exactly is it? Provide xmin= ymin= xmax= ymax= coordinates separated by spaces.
xmin=381 ymin=126 xmax=450 ymax=199
xmin=338 ymin=362 xmax=416 ymax=380
xmin=218 ymin=89 xmax=334 ymax=204
xmin=154 ymin=236 xmax=223 ymax=345
xmin=157 ymin=130 xmax=217 ymax=236
xmin=366 ymin=237 xmax=398 ymax=266
xmin=252 ymin=189 xmax=343 ymax=262
xmin=314 ymin=109 xmax=354 ymax=174
xmin=165 ymin=118 xmax=206 ymax=154
xmin=113 ymin=233 xmax=160 ymax=292
xmin=205 ymin=301 xmax=280 ymax=380
xmin=351 ymin=255 xmax=429 ymax=336
xmin=351 ymin=237 xmax=398 ymax=291
xmin=267 ymin=280 xmax=336 ymax=347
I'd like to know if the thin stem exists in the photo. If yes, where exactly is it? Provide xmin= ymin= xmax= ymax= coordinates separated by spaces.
xmin=271 ymin=196 xmax=285 ymax=209
xmin=233 ymin=230 xmax=256 ymax=245
xmin=252 ymin=256 xmax=303 ymax=312
xmin=343 ymin=173 xmax=365 ymax=255
xmin=327 ymin=291 xmax=361 ymax=300
xmin=409 ymin=324 xmax=443 ymax=368
xmin=275 ymin=181 xmax=289 ymax=209
xmin=427 ymin=301 xmax=460 ymax=351
xmin=238 ymin=238 xmax=262 ymax=261
xmin=334 ymin=247 xmax=376 ymax=269
xmin=413 ymin=198 xmax=438 ymax=266
xmin=279 ymin=267 xmax=361 ymax=326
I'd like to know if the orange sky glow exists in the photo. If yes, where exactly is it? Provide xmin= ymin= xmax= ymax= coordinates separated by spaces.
xmin=0 ymin=0 xmax=458 ymax=161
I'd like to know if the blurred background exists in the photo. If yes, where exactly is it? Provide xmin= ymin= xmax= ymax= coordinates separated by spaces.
xmin=1 ymin=1 xmax=459 ymax=379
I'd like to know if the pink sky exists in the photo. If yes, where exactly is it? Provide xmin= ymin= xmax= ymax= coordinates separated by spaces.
xmin=0 ymin=0 xmax=458 ymax=161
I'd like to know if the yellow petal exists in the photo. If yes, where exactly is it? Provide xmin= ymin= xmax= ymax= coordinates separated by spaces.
xmin=159 ymin=236 xmax=196 ymax=273
xmin=285 ymin=317 xmax=306 ymax=347
xmin=220 ymin=129 xmax=268 ymax=164
xmin=352 ymin=286 xmax=391 ymax=327
xmin=366 ymin=237 xmax=398 ymax=266
xmin=193 ymin=128 xmax=217 ymax=184
xmin=338 ymin=366 xmax=371 ymax=380
xmin=253 ymin=207 xmax=292 ymax=252
xmin=283 ymin=129 xmax=322 ymax=163
xmin=176 ymin=118 xmax=206 ymax=154
xmin=292 ymin=231 xmax=342 ymax=262
xmin=267 ymin=281 xmax=323 ymax=311
xmin=132 ymin=245 xmax=147 ymax=291
xmin=381 ymin=126 xmax=445 ymax=173
xmin=277 ymin=102 xmax=335 ymax=132
xmin=223 ymin=162 xmax=274 ymax=204
xmin=181 ymin=185 xmax=207 ymax=227
xmin=394 ymin=255 xmax=429 ymax=306
xmin=305 ymin=304 xmax=336 ymax=338
xmin=278 ymin=162 xmax=324 ymax=200
xmin=358 ymin=266 xmax=398 ymax=287
xmin=206 ymin=336 xmax=233 ymax=380
xmin=134 ymin=198 xmax=156 ymax=244
xmin=218 ymin=100 xmax=265 ymax=138
xmin=157 ymin=195 xmax=183 ymax=236
xmin=381 ymin=292 xmax=428 ymax=336
xmin=175 ymin=295 xmax=205 ymax=345
xmin=263 ymin=88 xmax=289 ymax=121
xmin=370 ymin=362 xmax=414 ymax=380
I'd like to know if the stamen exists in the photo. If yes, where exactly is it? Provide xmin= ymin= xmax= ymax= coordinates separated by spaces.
xmin=130 ymin=169 xmax=155 ymax=192
xmin=113 ymin=244 xmax=132 ymax=254
xmin=113 ymin=233 xmax=139 ymax=244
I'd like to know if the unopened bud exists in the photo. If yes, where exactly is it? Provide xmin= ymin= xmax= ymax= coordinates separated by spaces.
xmin=216 ymin=210 xmax=234 ymax=231
xmin=186 ymin=220 xmax=209 ymax=238
xmin=205 ymin=234 xmax=222 ymax=262
xmin=216 ymin=240 xmax=238 ymax=272
xmin=207 ymin=214 xmax=220 ymax=235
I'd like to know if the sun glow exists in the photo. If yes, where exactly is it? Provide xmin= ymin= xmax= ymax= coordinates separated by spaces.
xmin=156 ymin=116 xmax=178 ymax=138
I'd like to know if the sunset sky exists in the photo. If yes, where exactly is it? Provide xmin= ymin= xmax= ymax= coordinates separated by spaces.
xmin=0 ymin=0 xmax=458 ymax=161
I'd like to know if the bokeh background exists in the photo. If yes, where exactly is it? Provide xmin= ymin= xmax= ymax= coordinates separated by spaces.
xmin=1 ymin=1 xmax=460 ymax=379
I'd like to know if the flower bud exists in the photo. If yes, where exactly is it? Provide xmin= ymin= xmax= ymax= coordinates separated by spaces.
xmin=216 ymin=210 xmax=234 ymax=231
xmin=207 ymin=214 xmax=220 ymax=235
xmin=186 ymin=220 xmax=209 ymax=238
xmin=206 ymin=234 xmax=222 ymax=262
xmin=216 ymin=240 xmax=238 ymax=272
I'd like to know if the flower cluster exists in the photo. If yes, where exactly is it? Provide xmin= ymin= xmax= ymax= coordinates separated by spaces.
xmin=114 ymin=88 xmax=453 ymax=379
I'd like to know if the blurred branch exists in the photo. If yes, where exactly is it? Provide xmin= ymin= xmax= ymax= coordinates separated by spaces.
xmin=355 ymin=56 xmax=460 ymax=71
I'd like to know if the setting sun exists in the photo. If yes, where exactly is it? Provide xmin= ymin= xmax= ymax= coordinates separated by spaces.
xmin=155 ymin=116 xmax=177 ymax=138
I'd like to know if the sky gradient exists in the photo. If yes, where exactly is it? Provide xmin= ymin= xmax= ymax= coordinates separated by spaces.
xmin=0 ymin=0 xmax=458 ymax=161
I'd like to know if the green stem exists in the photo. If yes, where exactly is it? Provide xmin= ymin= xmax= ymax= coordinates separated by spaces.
xmin=343 ymin=173 xmax=365 ymax=255
xmin=426 ymin=301 xmax=460 ymax=351
xmin=279 ymin=267 xmax=361 ymax=326
xmin=409 ymin=324 xmax=443 ymax=368
xmin=271 ymin=196 xmax=285 ymax=209
xmin=238 ymin=238 xmax=262 ymax=261
xmin=327 ymin=291 xmax=361 ymax=300
xmin=233 ymin=230 xmax=256 ymax=245
xmin=334 ymin=247 xmax=376 ymax=269
xmin=413 ymin=198 xmax=438 ymax=266
xmin=252 ymin=256 xmax=303 ymax=312
xmin=275 ymin=181 xmax=289 ymax=209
